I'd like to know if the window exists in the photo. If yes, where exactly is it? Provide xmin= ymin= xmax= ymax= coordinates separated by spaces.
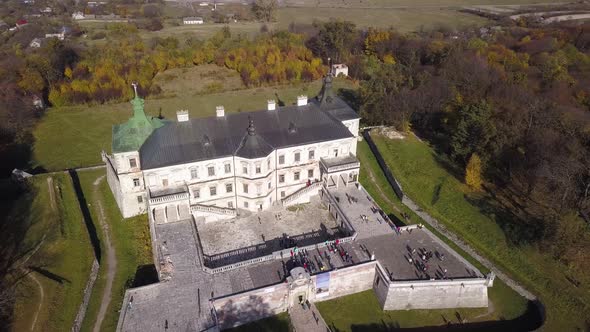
xmin=224 ymin=164 xmax=231 ymax=174
xmin=137 ymin=195 xmax=143 ymax=203
xmin=133 ymin=178 xmax=140 ymax=187
xmin=162 ymin=178 xmax=168 ymax=187
xmin=279 ymin=155 xmax=285 ymax=164
xmin=208 ymin=166 xmax=215 ymax=176
xmin=256 ymin=184 xmax=262 ymax=195
xmin=308 ymin=150 xmax=315 ymax=160
xmin=281 ymin=191 xmax=285 ymax=198
xmin=193 ymin=189 xmax=200 ymax=199
xmin=226 ymin=183 xmax=233 ymax=193
xmin=308 ymin=169 xmax=314 ymax=178
xmin=294 ymin=172 xmax=300 ymax=181
xmin=268 ymin=182 xmax=271 ymax=189
xmin=267 ymin=159 xmax=271 ymax=170
xmin=294 ymin=152 xmax=300 ymax=162
xmin=210 ymin=186 xmax=217 ymax=196
xmin=255 ymin=164 xmax=261 ymax=174
xmin=333 ymin=149 xmax=339 ymax=157
xmin=279 ymin=174 xmax=285 ymax=183
xmin=244 ymin=201 xmax=249 ymax=208
xmin=129 ymin=158 xmax=137 ymax=168
xmin=243 ymin=184 xmax=249 ymax=193
xmin=190 ymin=168 xmax=198 ymax=179
xmin=228 ymin=201 xmax=233 ymax=208
xmin=242 ymin=163 xmax=248 ymax=175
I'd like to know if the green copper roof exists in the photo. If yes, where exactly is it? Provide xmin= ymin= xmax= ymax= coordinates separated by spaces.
xmin=112 ymin=95 xmax=165 ymax=153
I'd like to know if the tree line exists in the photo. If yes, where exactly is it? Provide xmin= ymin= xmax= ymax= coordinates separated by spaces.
xmin=311 ymin=20 xmax=590 ymax=291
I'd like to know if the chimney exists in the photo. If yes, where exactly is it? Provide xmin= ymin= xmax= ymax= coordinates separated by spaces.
xmin=176 ymin=110 xmax=189 ymax=122
xmin=297 ymin=95 xmax=307 ymax=107
xmin=216 ymin=105 xmax=225 ymax=117
xmin=267 ymin=99 xmax=276 ymax=111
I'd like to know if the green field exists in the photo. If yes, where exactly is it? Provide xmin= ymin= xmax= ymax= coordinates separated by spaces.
xmin=32 ymin=77 xmax=356 ymax=171
xmin=369 ymin=132 xmax=589 ymax=330
xmin=76 ymin=169 xmax=153 ymax=332
xmin=281 ymin=0 xmax=558 ymax=7
xmin=317 ymin=286 xmax=531 ymax=332
xmin=277 ymin=7 xmax=489 ymax=32
xmin=7 ymin=174 xmax=93 ymax=332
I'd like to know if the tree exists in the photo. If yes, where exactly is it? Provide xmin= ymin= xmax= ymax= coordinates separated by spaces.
xmin=465 ymin=153 xmax=483 ymax=190
xmin=17 ymin=68 xmax=45 ymax=94
xmin=450 ymin=101 xmax=496 ymax=164
xmin=251 ymin=0 xmax=277 ymax=22
xmin=307 ymin=20 xmax=357 ymax=63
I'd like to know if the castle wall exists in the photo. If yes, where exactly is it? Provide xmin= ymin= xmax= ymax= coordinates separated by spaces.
xmin=311 ymin=261 xmax=377 ymax=302
xmin=382 ymin=279 xmax=489 ymax=310
xmin=214 ymin=283 xmax=290 ymax=330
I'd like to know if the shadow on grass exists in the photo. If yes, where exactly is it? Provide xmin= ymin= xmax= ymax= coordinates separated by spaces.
xmin=347 ymin=300 xmax=544 ymax=332
xmin=30 ymin=266 xmax=71 ymax=284
xmin=68 ymin=170 xmax=101 ymax=261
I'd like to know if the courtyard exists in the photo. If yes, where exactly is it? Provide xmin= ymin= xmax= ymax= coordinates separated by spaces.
xmin=196 ymin=197 xmax=340 ymax=257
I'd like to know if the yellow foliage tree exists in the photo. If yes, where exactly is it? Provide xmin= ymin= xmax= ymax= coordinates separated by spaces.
xmin=465 ymin=154 xmax=483 ymax=190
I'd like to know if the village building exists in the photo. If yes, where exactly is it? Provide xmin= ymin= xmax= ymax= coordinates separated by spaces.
xmin=72 ymin=11 xmax=85 ymax=20
xmin=107 ymin=76 xmax=494 ymax=332
xmin=183 ymin=17 xmax=204 ymax=25
xmin=29 ymin=37 xmax=42 ymax=48
xmin=331 ymin=63 xmax=348 ymax=77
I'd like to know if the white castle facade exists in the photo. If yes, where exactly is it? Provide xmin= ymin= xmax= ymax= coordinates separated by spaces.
xmin=103 ymin=78 xmax=360 ymax=222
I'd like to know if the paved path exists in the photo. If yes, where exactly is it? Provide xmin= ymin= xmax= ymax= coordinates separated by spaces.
xmin=289 ymin=302 xmax=330 ymax=332
xmin=92 ymin=175 xmax=117 ymax=332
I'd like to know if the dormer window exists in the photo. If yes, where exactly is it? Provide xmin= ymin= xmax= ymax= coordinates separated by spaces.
xmin=129 ymin=158 xmax=137 ymax=168
xmin=288 ymin=122 xmax=297 ymax=133
xmin=203 ymin=135 xmax=211 ymax=146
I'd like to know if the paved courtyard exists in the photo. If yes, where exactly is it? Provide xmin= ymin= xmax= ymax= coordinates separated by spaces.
xmin=360 ymin=228 xmax=483 ymax=281
xmin=197 ymin=197 xmax=339 ymax=256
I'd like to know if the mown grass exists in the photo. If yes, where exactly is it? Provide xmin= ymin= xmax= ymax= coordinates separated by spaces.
xmin=32 ymin=76 xmax=356 ymax=171
xmin=370 ymin=133 xmax=589 ymax=330
xmin=9 ymin=174 xmax=93 ymax=332
xmin=277 ymin=7 xmax=489 ymax=32
xmin=77 ymin=169 xmax=153 ymax=332
xmin=225 ymin=312 xmax=292 ymax=332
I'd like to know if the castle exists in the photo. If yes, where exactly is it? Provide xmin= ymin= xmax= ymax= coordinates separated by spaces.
xmin=106 ymin=77 xmax=494 ymax=332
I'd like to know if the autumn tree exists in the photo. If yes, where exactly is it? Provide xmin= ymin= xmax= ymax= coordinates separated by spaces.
xmin=465 ymin=153 xmax=483 ymax=190
xmin=251 ymin=0 xmax=278 ymax=22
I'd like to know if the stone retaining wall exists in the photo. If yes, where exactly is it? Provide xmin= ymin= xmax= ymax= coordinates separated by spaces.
xmin=71 ymin=258 xmax=100 ymax=332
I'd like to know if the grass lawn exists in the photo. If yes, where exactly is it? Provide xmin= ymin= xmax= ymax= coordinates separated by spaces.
xmin=354 ymin=140 xmax=531 ymax=327
xmin=277 ymin=7 xmax=489 ymax=32
xmin=370 ymin=132 xmax=589 ymax=330
xmin=76 ymin=169 xmax=153 ymax=332
xmin=32 ymin=77 xmax=356 ymax=171
xmin=225 ymin=312 xmax=292 ymax=332
xmin=153 ymin=64 xmax=245 ymax=95
xmin=8 ymin=174 xmax=93 ymax=332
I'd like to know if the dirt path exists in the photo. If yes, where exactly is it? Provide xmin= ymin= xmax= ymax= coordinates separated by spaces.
xmin=363 ymin=163 xmax=402 ymax=214
xmin=28 ymin=273 xmax=44 ymax=331
xmin=47 ymin=177 xmax=57 ymax=212
xmin=91 ymin=175 xmax=117 ymax=332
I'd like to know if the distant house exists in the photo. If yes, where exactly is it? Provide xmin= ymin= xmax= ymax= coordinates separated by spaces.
xmin=331 ymin=64 xmax=348 ymax=77
xmin=16 ymin=19 xmax=28 ymax=28
xmin=32 ymin=95 xmax=44 ymax=109
xmin=40 ymin=7 xmax=52 ymax=14
xmin=183 ymin=17 xmax=204 ymax=25
xmin=45 ymin=32 xmax=64 ymax=40
xmin=72 ymin=11 xmax=85 ymax=20
xmin=29 ymin=37 xmax=42 ymax=48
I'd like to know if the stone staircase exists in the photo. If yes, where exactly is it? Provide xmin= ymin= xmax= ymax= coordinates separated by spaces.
xmin=191 ymin=203 xmax=237 ymax=217
xmin=281 ymin=181 xmax=322 ymax=207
